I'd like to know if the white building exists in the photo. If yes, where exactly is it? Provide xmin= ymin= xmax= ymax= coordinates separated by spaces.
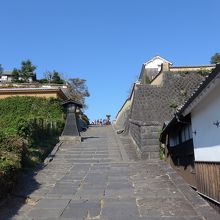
xmin=139 ymin=55 xmax=172 ymax=83
xmin=181 ymin=65 xmax=220 ymax=163
xmin=0 ymin=71 xmax=13 ymax=82
xmin=0 ymin=70 xmax=35 ymax=83
xmin=161 ymin=63 xmax=220 ymax=204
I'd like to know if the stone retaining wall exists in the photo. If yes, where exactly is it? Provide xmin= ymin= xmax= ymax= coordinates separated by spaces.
xmin=129 ymin=119 xmax=160 ymax=159
xmin=127 ymin=71 xmax=205 ymax=159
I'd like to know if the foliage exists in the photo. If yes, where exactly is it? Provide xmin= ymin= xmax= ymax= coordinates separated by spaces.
xmin=157 ymin=128 xmax=165 ymax=160
xmin=81 ymin=113 xmax=90 ymax=125
xmin=51 ymin=71 xmax=64 ymax=84
xmin=0 ymin=96 xmax=64 ymax=134
xmin=169 ymin=100 xmax=178 ymax=109
xmin=0 ymin=96 xmax=65 ymax=198
xmin=11 ymin=68 xmax=20 ymax=82
xmin=0 ymin=64 xmax=3 ymax=75
xmin=0 ymin=135 xmax=26 ymax=156
xmin=21 ymin=60 xmax=36 ymax=81
xmin=39 ymin=71 xmax=64 ymax=84
xmin=180 ymin=89 xmax=187 ymax=97
xmin=44 ymin=71 xmax=53 ymax=82
xmin=38 ymin=78 xmax=49 ymax=84
xmin=0 ymin=150 xmax=21 ymax=197
xmin=210 ymin=53 xmax=220 ymax=64
xmin=12 ymin=60 xmax=37 ymax=83
xmin=0 ymin=97 xmax=64 ymax=165
xmin=196 ymin=69 xmax=211 ymax=76
xmin=0 ymin=134 xmax=26 ymax=199
xmin=159 ymin=143 xmax=165 ymax=160
xmin=0 ymin=151 xmax=21 ymax=174
xmin=67 ymin=78 xmax=90 ymax=107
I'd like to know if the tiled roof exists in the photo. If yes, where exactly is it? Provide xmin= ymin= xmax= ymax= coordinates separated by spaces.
xmin=160 ymin=63 xmax=220 ymax=139
xmin=130 ymin=71 xmax=204 ymax=124
xmin=176 ymin=63 xmax=220 ymax=116
xmin=170 ymin=64 xmax=215 ymax=69
xmin=1 ymin=71 xmax=13 ymax=76
xmin=144 ymin=55 xmax=172 ymax=65
xmin=0 ymin=87 xmax=60 ymax=91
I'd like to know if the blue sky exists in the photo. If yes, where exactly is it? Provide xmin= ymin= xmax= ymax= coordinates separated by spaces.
xmin=1 ymin=0 xmax=220 ymax=121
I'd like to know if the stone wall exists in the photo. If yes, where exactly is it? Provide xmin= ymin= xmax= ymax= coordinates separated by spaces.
xmin=127 ymin=71 xmax=205 ymax=158
xmin=129 ymin=120 xmax=141 ymax=150
xmin=114 ymin=99 xmax=131 ymax=130
xmin=130 ymin=72 xmax=205 ymax=123
xmin=129 ymin=119 xmax=160 ymax=159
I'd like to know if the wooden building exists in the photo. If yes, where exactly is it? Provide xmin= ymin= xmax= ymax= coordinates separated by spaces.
xmin=160 ymin=64 xmax=220 ymax=206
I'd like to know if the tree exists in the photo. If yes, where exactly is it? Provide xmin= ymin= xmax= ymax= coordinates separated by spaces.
xmin=51 ymin=71 xmax=64 ymax=84
xmin=12 ymin=60 xmax=37 ymax=82
xmin=0 ymin=64 xmax=3 ymax=75
xmin=20 ymin=60 xmax=37 ymax=82
xmin=43 ymin=71 xmax=53 ymax=83
xmin=38 ymin=71 xmax=64 ymax=84
xmin=210 ymin=53 xmax=220 ymax=64
xmin=67 ymin=78 xmax=90 ymax=107
xmin=11 ymin=68 xmax=20 ymax=82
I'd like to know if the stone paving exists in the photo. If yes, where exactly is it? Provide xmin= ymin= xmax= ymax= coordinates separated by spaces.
xmin=0 ymin=126 xmax=219 ymax=220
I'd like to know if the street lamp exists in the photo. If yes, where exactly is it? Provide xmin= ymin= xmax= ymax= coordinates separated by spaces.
xmin=59 ymin=99 xmax=83 ymax=142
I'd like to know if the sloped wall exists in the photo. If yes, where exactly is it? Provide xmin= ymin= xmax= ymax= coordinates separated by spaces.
xmin=114 ymin=99 xmax=132 ymax=130
xmin=129 ymin=71 xmax=205 ymax=158
xmin=131 ymin=72 xmax=204 ymax=123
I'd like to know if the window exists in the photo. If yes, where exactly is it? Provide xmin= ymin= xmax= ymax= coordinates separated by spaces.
xmin=181 ymin=129 xmax=186 ymax=142
xmin=189 ymin=124 xmax=193 ymax=139
xmin=169 ymin=124 xmax=193 ymax=147
xmin=185 ymin=126 xmax=190 ymax=140
xmin=169 ymin=132 xmax=180 ymax=147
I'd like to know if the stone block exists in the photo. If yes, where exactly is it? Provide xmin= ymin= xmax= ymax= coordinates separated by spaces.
xmin=28 ymin=209 xmax=62 ymax=218
xmin=150 ymin=152 xmax=160 ymax=159
xmin=101 ymin=198 xmax=139 ymax=220
xmin=142 ymin=138 xmax=159 ymax=146
xmin=142 ymin=145 xmax=159 ymax=152
xmin=137 ymin=198 xmax=198 ymax=217
xmin=59 ymin=135 xmax=81 ymax=142
xmin=141 ymin=126 xmax=160 ymax=134
xmin=61 ymin=200 xmax=101 ymax=219
xmin=35 ymin=199 xmax=70 ymax=209
xmin=141 ymin=152 xmax=150 ymax=159
xmin=141 ymin=132 xmax=158 ymax=139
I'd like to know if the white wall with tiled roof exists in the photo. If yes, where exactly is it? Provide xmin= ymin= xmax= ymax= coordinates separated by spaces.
xmin=191 ymin=80 xmax=220 ymax=162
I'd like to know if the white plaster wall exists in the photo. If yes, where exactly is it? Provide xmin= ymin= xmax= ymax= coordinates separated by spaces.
xmin=145 ymin=58 xmax=164 ymax=71
xmin=0 ymin=76 xmax=8 ymax=81
xmin=191 ymin=81 xmax=220 ymax=162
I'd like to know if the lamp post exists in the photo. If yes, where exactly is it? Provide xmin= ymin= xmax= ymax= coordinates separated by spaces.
xmin=59 ymin=100 xmax=83 ymax=142
xmin=106 ymin=115 xmax=111 ymax=125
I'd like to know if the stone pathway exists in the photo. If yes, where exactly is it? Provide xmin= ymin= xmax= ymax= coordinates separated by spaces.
xmin=0 ymin=126 xmax=219 ymax=220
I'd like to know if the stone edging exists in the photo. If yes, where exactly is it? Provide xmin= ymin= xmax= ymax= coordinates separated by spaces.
xmin=129 ymin=119 xmax=160 ymax=126
xmin=44 ymin=142 xmax=63 ymax=165
xmin=159 ymin=161 xmax=220 ymax=219
xmin=112 ymin=125 xmax=129 ymax=161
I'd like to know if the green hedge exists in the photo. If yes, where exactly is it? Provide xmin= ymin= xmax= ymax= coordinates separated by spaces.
xmin=0 ymin=135 xmax=26 ymax=199
xmin=0 ymin=97 xmax=64 ymax=135
xmin=0 ymin=96 xmax=65 ymax=199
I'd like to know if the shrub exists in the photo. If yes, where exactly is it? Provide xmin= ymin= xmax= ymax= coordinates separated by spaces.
xmin=0 ymin=96 xmax=65 ymax=198
xmin=0 ymin=135 xmax=26 ymax=199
